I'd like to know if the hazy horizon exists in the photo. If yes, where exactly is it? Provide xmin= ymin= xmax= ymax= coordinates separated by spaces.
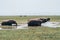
xmin=0 ymin=0 xmax=60 ymax=16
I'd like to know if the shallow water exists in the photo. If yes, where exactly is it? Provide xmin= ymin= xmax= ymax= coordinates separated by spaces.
xmin=41 ymin=22 xmax=60 ymax=28
xmin=17 ymin=24 xmax=28 ymax=29
xmin=0 ymin=22 xmax=60 ymax=30
xmin=16 ymin=22 xmax=60 ymax=29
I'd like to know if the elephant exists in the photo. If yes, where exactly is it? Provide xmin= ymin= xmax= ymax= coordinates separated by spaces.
xmin=1 ymin=20 xmax=17 ymax=26
xmin=28 ymin=18 xmax=50 ymax=26
xmin=39 ymin=18 xmax=50 ymax=23
xmin=8 ymin=20 xmax=17 ymax=26
xmin=28 ymin=20 xmax=42 ymax=26
xmin=39 ymin=18 xmax=47 ymax=23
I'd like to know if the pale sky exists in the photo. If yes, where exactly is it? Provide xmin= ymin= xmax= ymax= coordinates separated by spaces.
xmin=0 ymin=0 xmax=60 ymax=16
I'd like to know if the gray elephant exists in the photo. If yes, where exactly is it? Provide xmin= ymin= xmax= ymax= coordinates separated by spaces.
xmin=28 ymin=20 xmax=42 ymax=26
xmin=1 ymin=20 xmax=17 ymax=26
